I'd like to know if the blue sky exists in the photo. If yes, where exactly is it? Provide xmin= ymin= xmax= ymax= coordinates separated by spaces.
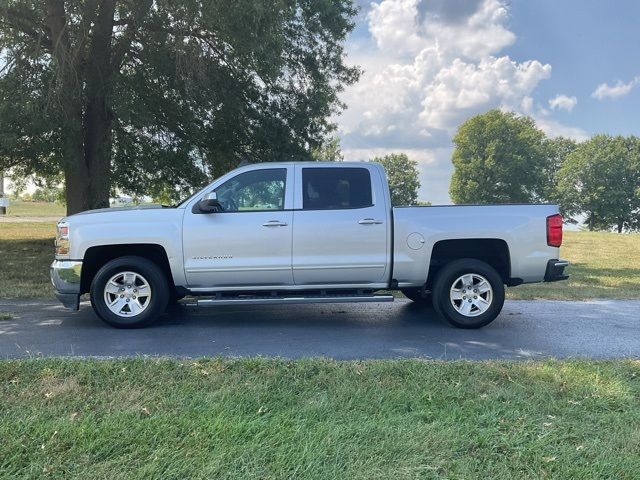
xmin=336 ymin=0 xmax=640 ymax=203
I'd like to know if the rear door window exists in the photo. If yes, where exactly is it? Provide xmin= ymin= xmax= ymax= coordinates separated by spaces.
xmin=302 ymin=168 xmax=372 ymax=210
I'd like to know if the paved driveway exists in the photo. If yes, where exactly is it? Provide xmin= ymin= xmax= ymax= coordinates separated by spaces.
xmin=1 ymin=298 xmax=638 ymax=360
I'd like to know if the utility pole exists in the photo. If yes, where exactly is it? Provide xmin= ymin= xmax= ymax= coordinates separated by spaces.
xmin=0 ymin=172 xmax=6 ymax=215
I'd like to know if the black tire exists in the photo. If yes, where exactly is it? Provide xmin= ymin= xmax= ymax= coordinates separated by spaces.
xmin=90 ymin=256 xmax=169 ymax=328
xmin=432 ymin=259 xmax=505 ymax=329
xmin=401 ymin=288 xmax=432 ymax=306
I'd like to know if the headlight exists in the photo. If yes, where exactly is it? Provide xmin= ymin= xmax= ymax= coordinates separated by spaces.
xmin=55 ymin=221 xmax=70 ymax=257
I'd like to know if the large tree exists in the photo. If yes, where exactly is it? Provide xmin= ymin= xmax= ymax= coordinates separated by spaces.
xmin=0 ymin=0 xmax=359 ymax=214
xmin=449 ymin=110 xmax=547 ymax=204
xmin=556 ymin=135 xmax=640 ymax=232
xmin=372 ymin=153 xmax=420 ymax=206
xmin=540 ymin=136 xmax=578 ymax=203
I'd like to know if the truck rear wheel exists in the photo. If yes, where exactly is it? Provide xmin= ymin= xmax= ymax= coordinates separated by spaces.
xmin=432 ymin=259 xmax=504 ymax=329
xmin=90 ymin=256 xmax=169 ymax=328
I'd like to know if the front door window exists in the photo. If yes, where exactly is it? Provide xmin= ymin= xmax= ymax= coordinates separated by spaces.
xmin=214 ymin=169 xmax=286 ymax=212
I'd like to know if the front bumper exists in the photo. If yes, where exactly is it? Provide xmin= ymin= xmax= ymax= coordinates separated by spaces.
xmin=50 ymin=260 xmax=83 ymax=310
xmin=544 ymin=259 xmax=569 ymax=282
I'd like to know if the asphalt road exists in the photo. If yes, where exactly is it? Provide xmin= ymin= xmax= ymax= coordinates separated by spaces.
xmin=1 ymin=298 xmax=639 ymax=360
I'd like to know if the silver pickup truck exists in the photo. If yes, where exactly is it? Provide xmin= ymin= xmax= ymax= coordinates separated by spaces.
xmin=51 ymin=162 xmax=568 ymax=329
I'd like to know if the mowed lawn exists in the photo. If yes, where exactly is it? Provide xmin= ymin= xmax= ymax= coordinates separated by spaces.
xmin=0 ymin=222 xmax=56 ymax=298
xmin=0 ymin=220 xmax=639 ymax=300
xmin=509 ymin=230 xmax=640 ymax=300
xmin=5 ymin=200 xmax=66 ymax=217
xmin=1 ymin=358 xmax=638 ymax=479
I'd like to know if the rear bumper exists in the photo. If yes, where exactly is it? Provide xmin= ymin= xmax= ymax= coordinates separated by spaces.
xmin=50 ymin=260 xmax=83 ymax=310
xmin=544 ymin=259 xmax=569 ymax=282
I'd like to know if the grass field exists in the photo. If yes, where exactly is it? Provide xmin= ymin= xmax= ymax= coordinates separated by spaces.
xmin=0 ymin=222 xmax=56 ymax=298
xmin=1 ymin=358 xmax=638 ymax=479
xmin=509 ymin=230 xmax=640 ymax=300
xmin=0 ymin=221 xmax=639 ymax=300
xmin=5 ymin=200 xmax=66 ymax=217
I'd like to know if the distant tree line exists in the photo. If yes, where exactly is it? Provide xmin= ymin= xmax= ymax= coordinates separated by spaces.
xmin=450 ymin=110 xmax=640 ymax=232
xmin=14 ymin=186 xmax=65 ymax=204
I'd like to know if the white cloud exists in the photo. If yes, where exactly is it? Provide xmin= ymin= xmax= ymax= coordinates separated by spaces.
xmin=368 ymin=0 xmax=426 ymax=56
xmin=534 ymin=116 xmax=589 ymax=141
xmin=340 ymin=0 xmax=553 ymax=140
xmin=368 ymin=0 xmax=515 ymax=60
xmin=337 ymin=0 xmax=586 ymax=203
xmin=548 ymin=94 xmax=577 ymax=112
xmin=591 ymin=77 xmax=640 ymax=100
xmin=521 ymin=96 xmax=534 ymax=113
xmin=420 ymin=57 xmax=551 ymax=130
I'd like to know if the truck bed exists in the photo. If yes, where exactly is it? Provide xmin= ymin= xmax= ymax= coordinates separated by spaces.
xmin=392 ymin=204 xmax=561 ymax=287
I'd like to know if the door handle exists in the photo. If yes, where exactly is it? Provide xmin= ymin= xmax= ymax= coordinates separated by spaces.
xmin=262 ymin=220 xmax=288 ymax=227
xmin=358 ymin=218 xmax=383 ymax=225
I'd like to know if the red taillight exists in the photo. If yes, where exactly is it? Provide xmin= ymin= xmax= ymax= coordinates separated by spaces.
xmin=547 ymin=214 xmax=563 ymax=247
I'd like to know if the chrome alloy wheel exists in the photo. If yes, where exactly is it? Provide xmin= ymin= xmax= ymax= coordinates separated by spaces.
xmin=449 ymin=273 xmax=493 ymax=317
xmin=103 ymin=271 xmax=152 ymax=317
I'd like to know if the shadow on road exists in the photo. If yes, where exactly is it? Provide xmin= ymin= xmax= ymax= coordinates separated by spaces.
xmin=1 ymin=298 xmax=639 ymax=360
xmin=155 ymin=300 xmax=449 ymax=329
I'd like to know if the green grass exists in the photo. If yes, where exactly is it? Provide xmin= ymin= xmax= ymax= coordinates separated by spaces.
xmin=0 ymin=222 xmax=639 ymax=300
xmin=5 ymin=200 xmax=66 ymax=217
xmin=0 ymin=358 xmax=638 ymax=479
xmin=509 ymin=231 xmax=640 ymax=300
xmin=0 ymin=222 xmax=56 ymax=298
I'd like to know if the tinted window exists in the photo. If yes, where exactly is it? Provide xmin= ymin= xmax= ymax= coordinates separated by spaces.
xmin=214 ymin=168 xmax=286 ymax=212
xmin=302 ymin=168 xmax=372 ymax=210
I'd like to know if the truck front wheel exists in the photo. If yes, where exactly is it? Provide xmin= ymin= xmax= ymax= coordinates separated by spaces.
xmin=432 ymin=259 xmax=505 ymax=329
xmin=90 ymin=256 xmax=169 ymax=328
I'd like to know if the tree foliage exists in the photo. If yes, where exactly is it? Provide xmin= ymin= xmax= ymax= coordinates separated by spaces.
xmin=310 ymin=137 xmax=343 ymax=162
xmin=449 ymin=110 xmax=547 ymax=204
xmin=372 ymin=153 xmax=420 ymax=206
xmin=556 ymin=135 xmax=640 ymax=232
xmin=449 ymin=110 xmax=640 ymax=232
xmin=31 ymin=186 xmax=65 ymax=204
xmin=540 ymin=136 xmax=578 ymax=203
xmin=0 ymin=0 xmax=359 ymax=214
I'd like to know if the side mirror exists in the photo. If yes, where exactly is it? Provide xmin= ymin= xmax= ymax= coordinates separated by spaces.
xmin=195 ymin=192 xmax=221 ymax=214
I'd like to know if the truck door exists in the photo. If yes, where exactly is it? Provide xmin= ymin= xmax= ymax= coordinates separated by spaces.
xmin=292 ymin=165 xmax=389 ymax=286
xmin=183 ymin=166 xmax=294 ymax=288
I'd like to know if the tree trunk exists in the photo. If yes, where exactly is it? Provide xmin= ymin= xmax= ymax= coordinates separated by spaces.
xmin=47 ymin=0 xmax=117 ymax=215
xmin=0 ymin=170 xmax=6 ymax=216
xmin=617 ymin=219 xmax=624 ymax=233
xmin=83 ymin=104 xmax=113 ymax=212
xmin=62 ymin=125 xmax=91 ymax=215
xmin=82 ymin=0 xmax=117 ymax=213
xmin=46 ymin=0 xmax=89 ymax=215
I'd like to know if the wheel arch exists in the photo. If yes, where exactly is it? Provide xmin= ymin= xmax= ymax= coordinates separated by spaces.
xmin=80 ymin=244 xmax=175 ymax=294
xmin=426 ymin=238 xmax=512 ymax=288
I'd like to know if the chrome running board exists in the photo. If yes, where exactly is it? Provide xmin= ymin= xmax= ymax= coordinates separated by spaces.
xmin=188 ymin=294 xmax=394 ymax=307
